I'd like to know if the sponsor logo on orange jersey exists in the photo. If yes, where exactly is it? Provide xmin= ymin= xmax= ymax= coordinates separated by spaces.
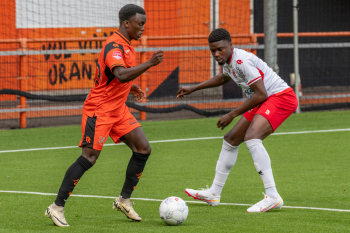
xmin=112 ymin=51 xmax=122 ymax=60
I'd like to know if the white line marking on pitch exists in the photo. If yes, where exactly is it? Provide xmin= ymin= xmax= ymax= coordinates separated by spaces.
xmin=1 ymin=128 xmax=350 ymax=154
xmin=0 ymin=190 xmax=349 ymax=213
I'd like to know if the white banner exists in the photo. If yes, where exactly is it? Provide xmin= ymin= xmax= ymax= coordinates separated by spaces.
xmin=16 ymin=0 xmax=143 ymax=28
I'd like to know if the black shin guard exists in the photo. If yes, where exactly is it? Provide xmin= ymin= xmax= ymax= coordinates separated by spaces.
xmin=55 ymin=155 xmax=93 ymax=207
xmin=120 ymin=152 xmax=150 ymax=199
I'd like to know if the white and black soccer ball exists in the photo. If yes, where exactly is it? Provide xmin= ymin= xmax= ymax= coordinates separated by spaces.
xmin=159 ymin=196 xmax=189 ymax=226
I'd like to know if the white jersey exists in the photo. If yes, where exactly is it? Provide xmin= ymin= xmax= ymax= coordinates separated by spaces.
xmin=222 ymin=48 xmax=290 ymax=98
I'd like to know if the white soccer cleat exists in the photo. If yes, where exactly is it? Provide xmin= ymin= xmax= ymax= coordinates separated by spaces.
xmin=45 ymin=203 xmax=69 ymax=227
xmin=247 ymin=193 xmax=283 ymax=213
xmin=185 ymin=185 xmax=220 ymax=206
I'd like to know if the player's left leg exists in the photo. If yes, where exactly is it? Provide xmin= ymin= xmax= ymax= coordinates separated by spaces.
xmin=245 ymin=90 xmax=298 ymax=213
xmin=112 ymin=126 xmax=151 ymax=221
xmin=108 ymin=112 xmax=150 ymax=221
xmin=244 ymin=114 xmax=283 ymax=212
xmin=119 ymin=126 xmax=151 ymax=199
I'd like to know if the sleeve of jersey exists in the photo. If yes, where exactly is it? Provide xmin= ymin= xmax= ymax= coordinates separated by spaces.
xmin=105 ymin=48 xmax=126 ymax=69
xmin=240 ymin=58 xmax=262 ymax=86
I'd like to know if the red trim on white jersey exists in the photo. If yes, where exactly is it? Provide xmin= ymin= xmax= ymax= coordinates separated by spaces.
xmin=248 ymin=67 xmax=265 ymax=85
xmin=257 ymin=67 xmax=265 ymax=82
xmin=248 ymin=77 xmax=261 ymax=85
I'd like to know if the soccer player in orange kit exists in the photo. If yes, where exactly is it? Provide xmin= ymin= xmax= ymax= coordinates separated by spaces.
xmin=45 ymin=4 xmax=163 ymax=226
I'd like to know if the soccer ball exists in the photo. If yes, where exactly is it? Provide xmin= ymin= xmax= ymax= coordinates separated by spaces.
xmin=159 ymin=196 xmax=189 ymax=226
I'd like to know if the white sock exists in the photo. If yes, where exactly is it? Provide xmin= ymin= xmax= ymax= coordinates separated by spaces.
xmin=210 ymin=139 xmax=239 ymax=196
xmin=265 ymin=187 xmax=278 ymax=198
xmin=245 ymin=139 xmax=278 ymax=199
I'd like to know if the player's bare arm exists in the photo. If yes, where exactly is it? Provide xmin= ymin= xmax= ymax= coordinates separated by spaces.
xmin=177 ymin=73 xmax=230 ymax=99
xmin=113 ymin=50 xmax=164 ymax=83
xmin=130 ymin=84 xmax=146 ymax=102
xmin=217 ymin=79 xmax=268 ymax=130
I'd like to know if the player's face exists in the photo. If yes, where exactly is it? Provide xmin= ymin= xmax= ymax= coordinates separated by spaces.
xmin=126 ymin=13 xmax=146 ymax=41
xmin=209 ymin=40 xmax=233 ymax=65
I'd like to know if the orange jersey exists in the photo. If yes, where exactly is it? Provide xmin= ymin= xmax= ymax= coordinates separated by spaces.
xmin=83 ymin=31 xmax=136 ymax=117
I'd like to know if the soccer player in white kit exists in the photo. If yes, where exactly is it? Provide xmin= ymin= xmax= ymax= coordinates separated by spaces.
xmin=177 ymin=28 xmax=298 ymax=213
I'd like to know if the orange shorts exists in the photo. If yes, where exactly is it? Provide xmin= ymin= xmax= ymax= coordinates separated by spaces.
xmin=243 ymin=88 xmax=298 ymax=131
xmin=79 ymin=110 xmax=141 ymax=150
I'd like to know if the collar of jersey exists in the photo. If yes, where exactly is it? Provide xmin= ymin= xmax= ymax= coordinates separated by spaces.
xmin=115 ymin=31 xmax=131 ymax=45
xmin=228 ymin=48 xmax=234 ymax=64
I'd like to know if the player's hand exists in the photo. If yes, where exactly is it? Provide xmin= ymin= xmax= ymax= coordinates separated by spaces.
xmin=217 ymin=113 xmax=234 ymax=130
xmin=176 ymin=86 xmax=195 ymax=99
xmin=130 ymin=85 xmax=146 ymax=102
xmin=149 ymin=49 xmax=164 ymax=67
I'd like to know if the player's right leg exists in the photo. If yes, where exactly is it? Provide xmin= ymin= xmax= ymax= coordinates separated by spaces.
xmin=185 ymin=116 xmax=251 ymax=206
xmin=45 ymin=148 xmax=98 ymax=226
xmin=45 ymin=114 xmax=108 ymax=226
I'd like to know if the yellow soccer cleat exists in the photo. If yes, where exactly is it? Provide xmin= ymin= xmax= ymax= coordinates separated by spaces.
xmin=113 ymin=196 xmax=142 ymax=222
xmin=45 ymin=203 xmax=69 ymax=227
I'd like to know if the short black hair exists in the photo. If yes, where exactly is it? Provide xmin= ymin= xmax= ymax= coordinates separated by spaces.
xmin=208 ymin=28 xmax=231 ymax=43
xmin=119 ymin=4 xmax=146 ymax=22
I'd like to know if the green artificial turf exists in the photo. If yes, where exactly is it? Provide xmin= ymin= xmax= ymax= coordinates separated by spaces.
xmin=0 ymin=110 xmax=349 ymax=232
